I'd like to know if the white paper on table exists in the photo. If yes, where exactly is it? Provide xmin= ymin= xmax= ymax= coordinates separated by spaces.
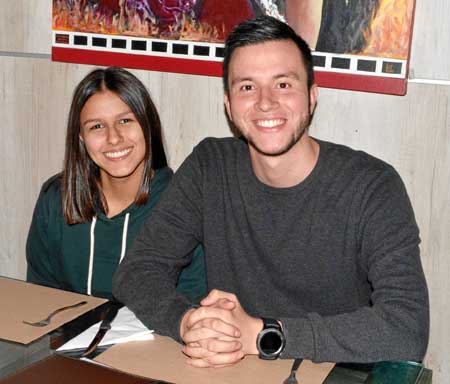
xmin=57 ymin=306 xmax=154 ymax=351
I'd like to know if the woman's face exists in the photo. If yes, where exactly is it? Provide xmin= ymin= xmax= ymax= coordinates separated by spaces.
xmin=79 ymin=90 xmax=146 ymax=185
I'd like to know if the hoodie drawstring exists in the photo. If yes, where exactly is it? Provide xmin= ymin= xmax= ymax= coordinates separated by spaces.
xmin=87 ymin=213 xmax=130 ymax=296
xmin=120 ymin=213 xmax=130 ymax=263
xmin=87 ymin=216 xmax=97 ymax=296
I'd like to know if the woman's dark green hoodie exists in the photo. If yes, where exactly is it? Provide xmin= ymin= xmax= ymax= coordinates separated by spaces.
xmin=26 ymin=167 xmax=206 ymax=302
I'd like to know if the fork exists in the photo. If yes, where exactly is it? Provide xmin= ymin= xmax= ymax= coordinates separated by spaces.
xmin=283 ymin=358 xmax=303 ymax=384
xmin=22 ymin=300 xmax=88 ymax=327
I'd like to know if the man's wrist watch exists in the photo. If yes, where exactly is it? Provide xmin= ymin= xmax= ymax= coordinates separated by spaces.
xmin=256 ymin=317 xmax=286 ymax=360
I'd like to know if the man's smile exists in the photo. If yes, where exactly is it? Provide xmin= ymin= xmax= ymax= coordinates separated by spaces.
xmin=254 ymin=118 xmax=286 ymax=129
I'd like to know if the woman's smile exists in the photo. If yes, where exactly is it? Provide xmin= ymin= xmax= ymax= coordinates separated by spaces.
xmin=104 ymin=147 xmax=133 ymax=160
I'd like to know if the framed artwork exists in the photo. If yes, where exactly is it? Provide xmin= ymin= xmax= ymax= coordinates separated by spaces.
xmin=52 ymin=0 xmax=416 ymax=95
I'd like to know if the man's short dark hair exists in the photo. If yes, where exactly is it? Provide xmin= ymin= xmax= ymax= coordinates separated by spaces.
xmin=223 ymin=15 xmax=315 ymax=93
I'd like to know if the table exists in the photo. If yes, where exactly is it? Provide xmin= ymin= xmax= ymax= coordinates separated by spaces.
xmin=0 ymin=301 xmax=108 ymax=378
xmin=0 ymin=336 xmax=51 ymax=378
xmin=0 ymin=302 xmax=432 ymax=383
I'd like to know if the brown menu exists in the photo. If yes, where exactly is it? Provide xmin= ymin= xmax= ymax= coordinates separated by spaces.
xmin=96 ymin=334 xmax=335 ymax=384
xmin=0 ymin=277 xmax=107 ymax=344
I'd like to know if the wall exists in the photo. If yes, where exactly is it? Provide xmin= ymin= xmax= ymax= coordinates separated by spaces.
xmin=0 ymin=1 xmax=448 ymax=381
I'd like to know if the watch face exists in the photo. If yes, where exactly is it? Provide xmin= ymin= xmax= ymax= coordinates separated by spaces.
xmin=260 ymin=330 xmax=283 ymax=354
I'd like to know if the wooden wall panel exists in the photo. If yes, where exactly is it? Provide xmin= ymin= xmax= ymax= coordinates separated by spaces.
xmin=0 ymin=57 xmax=68 ymax=278
xmin=0 ymin=1 xmax=51 ymax=54
xmin=410 ymin=0 xmax=450 ymax=80
xmin=155 ymin=72 xmax=230 ymax=167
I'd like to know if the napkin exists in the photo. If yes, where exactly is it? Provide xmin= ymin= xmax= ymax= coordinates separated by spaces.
xmin=57 ymin=307 xmax=154 ymax=352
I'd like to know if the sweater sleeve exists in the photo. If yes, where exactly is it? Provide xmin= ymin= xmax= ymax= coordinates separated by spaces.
xmin=113 ymin=150 xmax=204 ymax=342
xmin=280 ymin=168 xmax=429 ymax=363
xmin=176 ymin=245 xmax=207 ymax=303
xmin=26 ymin=180 xmax=61 ymax=289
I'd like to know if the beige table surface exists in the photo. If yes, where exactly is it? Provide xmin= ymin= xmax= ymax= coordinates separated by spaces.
xmin=97 ymin=334 xmax=335 ymax=384
xmin=0 ymin=277 xmax=107 ymax=344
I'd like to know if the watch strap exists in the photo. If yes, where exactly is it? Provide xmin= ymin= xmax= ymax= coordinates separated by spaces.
xmin=261 ymin=317 xmax=281 ymax=331
xmin=257 ymin=317 xmax=286 ymax=360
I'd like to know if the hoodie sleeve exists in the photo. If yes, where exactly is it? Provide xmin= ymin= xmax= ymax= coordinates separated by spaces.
xmin=26 ymin=178 xmax=61 ymax=289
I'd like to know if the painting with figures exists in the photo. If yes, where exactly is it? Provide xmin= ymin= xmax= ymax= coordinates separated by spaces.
xmin=52 ymin=0 xmax=416 ymax=95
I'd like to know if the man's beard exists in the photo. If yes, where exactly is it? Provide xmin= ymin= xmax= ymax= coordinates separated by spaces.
xmin=246 ymin=115 xmax=312 ymax=157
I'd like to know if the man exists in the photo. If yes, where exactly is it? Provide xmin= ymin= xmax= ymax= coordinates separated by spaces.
xmin=113 ymin=16 xmax=429 ymax=368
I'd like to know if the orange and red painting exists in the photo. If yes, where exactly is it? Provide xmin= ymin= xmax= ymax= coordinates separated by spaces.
xmin=52 ymin=0 xmax=416 ymax=95
xmin=286 ymin=0 xmax=414 ymax=60
xmin=52 ymin=0 xmax=263 ymax=41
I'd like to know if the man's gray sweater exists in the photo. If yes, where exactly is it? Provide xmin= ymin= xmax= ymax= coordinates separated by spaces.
xmin=113 ymin=137 xmax=429 ymax=363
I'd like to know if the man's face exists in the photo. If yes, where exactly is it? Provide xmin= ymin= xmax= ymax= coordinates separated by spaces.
xmin=224 ymin=40 xmax=317 ymax=159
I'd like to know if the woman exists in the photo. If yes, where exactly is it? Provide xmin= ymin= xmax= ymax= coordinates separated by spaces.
xmin=26 ymin=67 xmax=206 ymax=301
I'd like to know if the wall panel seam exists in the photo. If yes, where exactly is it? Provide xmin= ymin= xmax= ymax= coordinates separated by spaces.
xmin=0 ymin=51 xmax=51 ymax=59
